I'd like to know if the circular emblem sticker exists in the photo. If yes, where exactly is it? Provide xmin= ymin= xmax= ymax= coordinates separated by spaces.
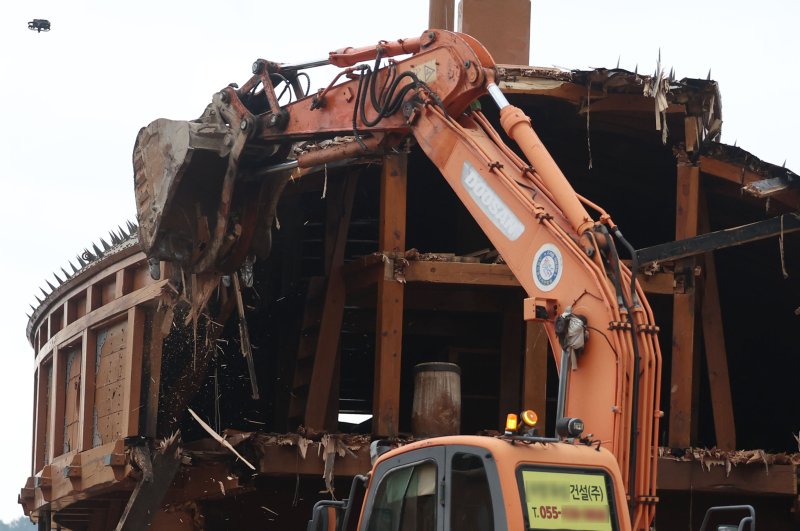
xmin=532 ymin=243 xmax=563 ymax=292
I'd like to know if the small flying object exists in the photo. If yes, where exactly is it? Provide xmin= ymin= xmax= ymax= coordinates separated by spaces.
xmin=28 ymin=19 xmax=51 ymax=33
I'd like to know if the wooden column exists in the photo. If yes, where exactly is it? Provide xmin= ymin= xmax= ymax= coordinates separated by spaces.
xmin=523 ymin=322 xmax=548 ymax=431
xmin=373 ymin=153 xmax=407 ymax=437
xmin=33 ymin=367 xmax=49 ymax=471
xmin=698 ymin=194 xmax=736 ymax=450
xmin=145 ymin=307 xmax=169 ymax=438
xmin=48 ymin=346 xmax=66 ymax=462
xmin=122 ymin=307 xmax=145 ymax=437
xmin=79 ymin=329 xmax=97 ymax=451
xmin=304 ymin=174 xmax=358 ymax=432
xmin=668 ymin=161 xmax=700 ymax=448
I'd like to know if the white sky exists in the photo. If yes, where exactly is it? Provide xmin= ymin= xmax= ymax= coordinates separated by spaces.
xmin=0 ymin=0 xmax=797 ymax=523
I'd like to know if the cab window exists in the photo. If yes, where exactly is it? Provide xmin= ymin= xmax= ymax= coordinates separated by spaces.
xmin=450 ymin=452 xmax=494 ymax=530
xmin=366 ymin=460 xmax=437 ymax=531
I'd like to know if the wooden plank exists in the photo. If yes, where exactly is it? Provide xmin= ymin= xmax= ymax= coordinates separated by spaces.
xmin=403 ymin=261 xmax=520 ymax=286
xmin=94 ymin=320 xmax=128 ymax=446
xmin=669 ymin=162 xmax=700 ymax=448
xmin=256 ymin=441 xmax=372 ymax=478
xmin=304 ymin=174 xmax=359 ymax=431
xmin=657 ymin=459 xmax=797 ymax=496
xmin=122 ymin=307 xmax=145 ymax=437
xmin=373 ymin=153 xmax=407 ymax=438
xmin=62 ymin=345 xmax=82 ymax=454
xmin=79 ymin=330 xmax=96 ymax=451
xmin=523 ymin=322 xmax=548 ymax=432
xmin=498 ymin=297 xmax=523 ymax=423
xmin=698 ymin=197 xmax=736 ymax=450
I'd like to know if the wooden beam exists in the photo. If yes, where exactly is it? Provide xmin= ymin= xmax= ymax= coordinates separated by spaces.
xmin=657 ymin=459 xmax=796 ymax=496
xmin=373 ymin=153 xmax=407 ymax=438
xmin=403 ymin=261 xmax=520 ymax=286
xmin=669 ymin=162 xmax=700 ymax=448
xmin=35 ymin=279 xmax=171 ymax=366
xmin=523 ymin=322 xmax=548 ymax=432
xmin=121 ymin=307 xmax=145 ymax=437
xmin=698 ymin=196 xmax=736 ymax=450
xmin=304 ymin=174 xmax=359 ymax=432
xmin=636 ymin=213 xmax=800 ymax=267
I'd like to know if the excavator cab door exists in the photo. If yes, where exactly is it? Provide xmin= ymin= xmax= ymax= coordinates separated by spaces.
xmin=359 ymin=447 xmax=445 ymax=531
xmin=358 ymin=445 xmax=507 ymax=531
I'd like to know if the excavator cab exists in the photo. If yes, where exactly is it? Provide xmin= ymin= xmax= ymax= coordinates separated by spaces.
xmin=308 ymin=435 xmax=631 ymax=531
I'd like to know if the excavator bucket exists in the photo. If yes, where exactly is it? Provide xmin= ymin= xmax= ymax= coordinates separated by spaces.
xmin=133 ymin=118 xmax=230 ymax=266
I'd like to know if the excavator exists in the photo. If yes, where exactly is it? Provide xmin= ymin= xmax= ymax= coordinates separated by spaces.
xmin=132 ymin=30 xmax=754 ymax=531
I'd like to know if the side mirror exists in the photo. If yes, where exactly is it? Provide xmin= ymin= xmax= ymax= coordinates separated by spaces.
xmin=698 ymin=505 xmax=755 ymax=531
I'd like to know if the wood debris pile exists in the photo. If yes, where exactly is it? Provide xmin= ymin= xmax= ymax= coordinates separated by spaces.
xmin=291 ymin=136 xmax=357 ymax=158
xmin=659 ymin=446 xmax=800 ymax=477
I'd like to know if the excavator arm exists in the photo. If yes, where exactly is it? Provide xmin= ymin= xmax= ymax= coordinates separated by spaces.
xmin=132 ymin=29 xmax=661 ymax=529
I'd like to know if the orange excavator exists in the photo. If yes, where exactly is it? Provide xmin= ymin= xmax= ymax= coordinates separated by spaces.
xmin=132 ymin=30 xmax=751 ymax=531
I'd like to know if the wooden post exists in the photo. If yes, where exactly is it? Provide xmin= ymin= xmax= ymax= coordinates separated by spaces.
xmin=33 ymin=367 xmax=49 ymax=471
xmin=669 ymin=161 xmax=700 ymax=448
xmin=145 ymin=308 xmax=169 ymax=438
xmin=122 ymin=307 xmax=145 ymax=437
xmin=48 ymin=346 xmax=66 ymax=462
xmin=304 ymin=174 xmax=358 ymax=431
xmin=79 ymin=329 xmax=97 ymax=451
xmin=523 ymin=322 xmax=548 ymax=431
xmin=373 ymin=153 xmax=407 ymax=437
xmin=698 ymin=193 xmax=736 ymax=450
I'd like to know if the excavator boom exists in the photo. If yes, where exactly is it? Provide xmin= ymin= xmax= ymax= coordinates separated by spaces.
xmin=132 ymin=29 xmax=662 ymax=530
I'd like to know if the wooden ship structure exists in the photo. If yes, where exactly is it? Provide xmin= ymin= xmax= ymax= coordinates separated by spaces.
xmin=18 ymin=1 xmax=800 ymax=529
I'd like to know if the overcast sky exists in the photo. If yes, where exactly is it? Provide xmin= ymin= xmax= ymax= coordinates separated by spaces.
xmin=0 ymin=0 xmax=797 ymax=523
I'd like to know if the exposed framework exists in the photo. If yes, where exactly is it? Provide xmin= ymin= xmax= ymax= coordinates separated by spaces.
xmin=20 ymin=59 xmax=800 ymax=529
